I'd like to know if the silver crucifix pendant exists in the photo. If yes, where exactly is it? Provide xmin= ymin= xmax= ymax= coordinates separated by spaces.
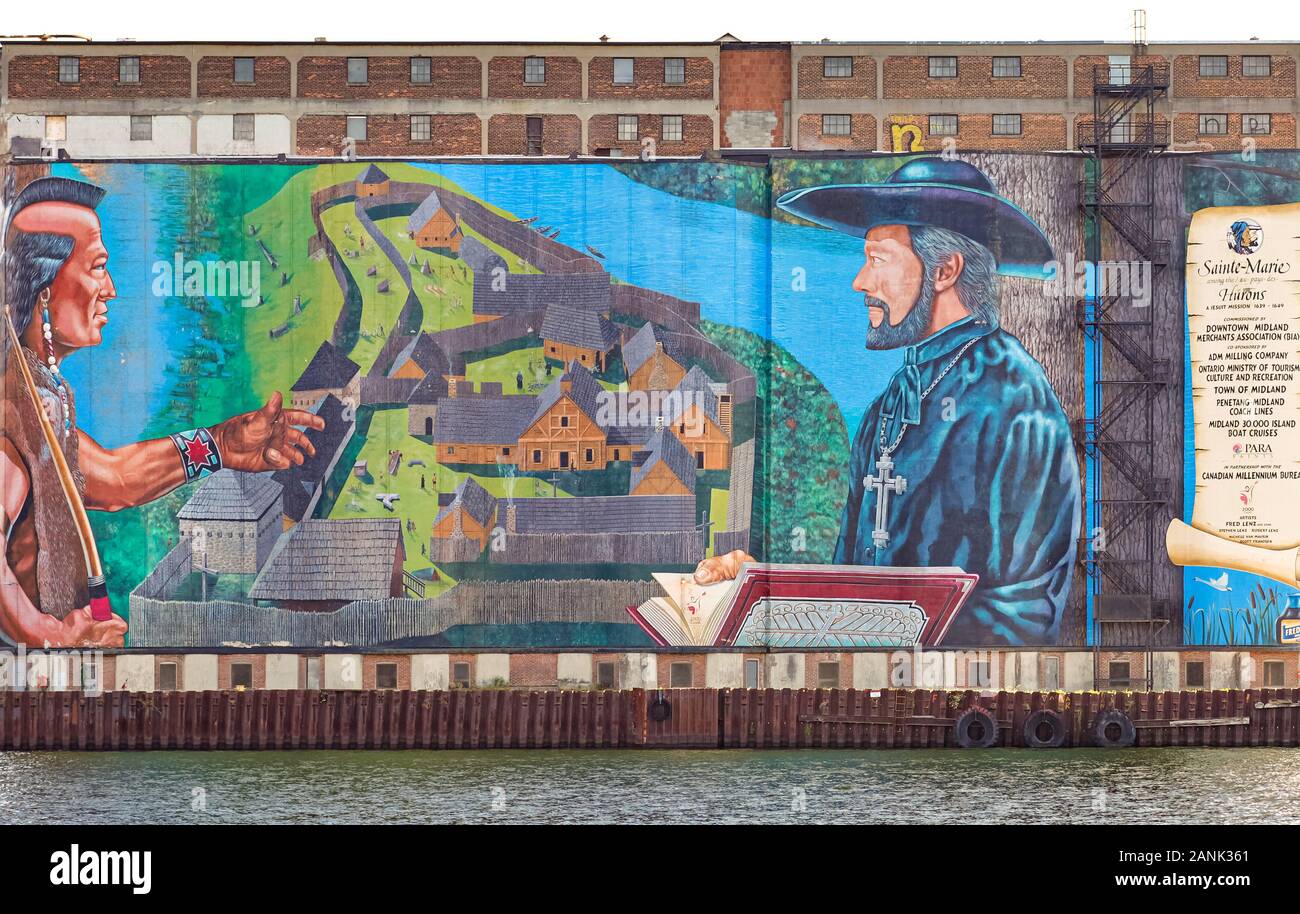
xmin=864 ymin=454 xmax=907 ymax=549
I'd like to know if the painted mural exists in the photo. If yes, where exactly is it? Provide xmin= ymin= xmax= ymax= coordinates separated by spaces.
xmin=3 ymin=152 xmax=1294 ymax=650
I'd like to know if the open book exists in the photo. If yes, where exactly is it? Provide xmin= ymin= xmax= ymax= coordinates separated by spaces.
xmin=627 ymin=563 xmax=978 ymax=648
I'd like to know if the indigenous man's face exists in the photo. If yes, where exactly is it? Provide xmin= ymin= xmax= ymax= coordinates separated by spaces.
xmin=852 ymin=224 xmax=933 ymax=350
xmin=12 ymin=202 xmax=115 ymax=350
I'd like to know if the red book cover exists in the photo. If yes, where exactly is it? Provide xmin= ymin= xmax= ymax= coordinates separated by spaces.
xmin=626 ymin=563 xmax=978 ymax=648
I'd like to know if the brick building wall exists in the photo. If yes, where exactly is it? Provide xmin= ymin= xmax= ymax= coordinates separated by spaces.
xmin=1172 ymin=111 xmax=1297 ymax=149
xmin=1072 ymin=54 xmax=1171 ymax=97
xmin=586 ymin=56 xmax=713 ymax=99
xmin=797 ymin=54 xmax=876 ymax=99
xmin=8 ymin=54 xmax=191 ymax=98
xmin=361 ymin=654 xmax=412 ymax=689
xmin=218 ymin=654 xmax=267 ymax=690
xmin=802 ymin=652 xmax=854 ymax=689
xmin=1171 ymin=53 xmax=1296 ymax=98
xmin=296 ymin=113 xmax=481 ymax=155
xmin=889 ymin=112 xmax=1067 ymax=151
xmin=655 ymin=653 xmax=707 ymax=688
xmin=297 ymin=55 xmax=481 ymax=99
xmin=883 ymin=54 xmax=1068 ymax=98
xmin=587 ymin=113 xmax=712 ymax=156
xmin=797 ymin=112 xmax=877 ymax=151
xmin=487 ymin=56 xmax=582 ymax=99
xmin=197 ymin=56 xmax=291 ymax=98
xmin=487 ymin=114 xmax=581 ymax=156
xmin=720 ymin=44 xmax=790 ymax=147
xmin=509 ymin=653 xmax=560 ymax=687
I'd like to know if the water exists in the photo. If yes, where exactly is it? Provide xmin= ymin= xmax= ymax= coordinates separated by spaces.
xmin=2 ymin=749 xmax=1294 ymax=824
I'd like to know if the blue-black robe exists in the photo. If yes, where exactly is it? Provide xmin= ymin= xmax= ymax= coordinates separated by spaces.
xmin=834 ymin=315 xmax=1081 ymax=645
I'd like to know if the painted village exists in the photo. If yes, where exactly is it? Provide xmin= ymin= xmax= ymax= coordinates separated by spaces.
xmin=129 ymin=163 xmax=758 ymax=647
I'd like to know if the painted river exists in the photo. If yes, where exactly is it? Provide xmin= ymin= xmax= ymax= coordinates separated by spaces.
xmin=2 ymin=749 xmax=1295 ymax=824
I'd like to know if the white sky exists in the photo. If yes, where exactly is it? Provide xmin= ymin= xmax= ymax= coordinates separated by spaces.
xmin=1 ymin=0 xmax=1297 ymax=44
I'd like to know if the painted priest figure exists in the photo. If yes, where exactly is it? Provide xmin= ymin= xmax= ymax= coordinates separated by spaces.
xmin=1 ymin=176 xmax=325 ymax=649
xmin=697 ymin=158 xmax=1081 ymax=645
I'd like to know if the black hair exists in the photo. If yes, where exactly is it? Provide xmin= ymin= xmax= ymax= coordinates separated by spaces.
xmin=3 ymin=176 xmax=106 ymax=335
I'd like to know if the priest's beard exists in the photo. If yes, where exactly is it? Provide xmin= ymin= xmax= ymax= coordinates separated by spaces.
xmin=865 ymin=270 xmax=936 ymax=350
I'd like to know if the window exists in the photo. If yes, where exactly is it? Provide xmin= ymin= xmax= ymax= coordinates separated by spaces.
xmin=524 ymin=56 xmax=546 ymax=84
xmin=1243 ymin=55 xmax=1272 ymax=77
xmin=617 ymin=115 xmax=639 ymax=141
xmin=410 ymin=56 xmax=431 ymax=84
xmin=817 ymin=661 xmax=841 ymax=689
xmin=233 ymin=113 xmax=255 ymax=141
xmin=822 ymin=114 xmax=851 ymax=136
xmin=929 ymin=114 xmax=958 ymax=136
xmin=44 ymin=115 xmax=67 ymax=142
xmin=376 ymin=662 xmax=398 ymax=689
xmin=669 ymin=661 xmax=694 ymax=688
xmin=58 ymin=57 xmax=79 ymax=83
xmin=661 ymin=115 xmax=683 ymax=142
xmin=347 ymin=57 xmax=368 ymax=85
xmin=1042 ymin=656 xmax=1060 ymax=690
xmin=501 ymin=447 xmax=511 ymax=457
xmin=664 ymin=57 xmax=685 ymax=84
xmin=346 ymin=115 xmax=367 ymax=141
xmin=410 ymin=114 xmax=431 ymax=141
xmin=80 ymin=657 xmax=101 ymax=692
xmin=612 ymin=448 xmax=621 ymax=461
xmin=526 ymin=116 xmax=543 ymax=155
xmin=452 ymin=662 xmax=472 ymax=688
xmin=1108 ymin=661 xmax=1131 ymax=688
xmin=119 ymin=56 xmax=140 ymax=84
xmin=1243 ymin=113 xmax=1272 ymax=135
xmin=130 ymin=115 xmax=153 ymax=142
xmin=743 ymin=659 xmax=760 ymax=689
xmin=159 ymin=662 xmax=178 ymax=691
xmin=595 ymin=662 xmax=617 ymax=690
xmin=1199 ymin=55 xmax=1228 ymax=77
xmin=992 ymin=56 xmax=1021 ymax=78
xmin=230 ymin=662 xmax=254 ymax=689
xmin=992 ymin=114 xmax=1021 ymax=136
xmin=584 ymin=448 xmax=594 ymax=463
xmin=1198 ymin=113 xmax=1228 ymax=135
xmin=306 ymin=657 xmax=322 ymax=690
xmin=1264 ymin=661 xmax=1286 ymax=687
xmin=928 ymin=56 xmax=958 ymax=78
xmin=234 ymin=57 xmax=255 ymax=84
xmin=823 ymin=56 xmax=853 ymax=78
xmin=967 ymin=660 xmax=992 ymax=687
xmin=613 ymin=57 xmax=634 ymax=84
xmin=558 ymin=451 xmax=569 ymax=468
xmin=1185 ymin=661 xmax=1205 ymax=688
xmin=532 ymin=449 xmax=542 ymax=464
xmin=559 ymin=415 xmax=569 ymax=427
xmin=695 ymin=451 xmax=705 ymax=469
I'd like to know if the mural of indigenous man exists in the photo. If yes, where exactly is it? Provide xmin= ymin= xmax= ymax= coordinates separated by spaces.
xmin=698 ymin=157 xmax=1081 ymax=645
xmin=0 ymin=176 xmax=325 ymax=649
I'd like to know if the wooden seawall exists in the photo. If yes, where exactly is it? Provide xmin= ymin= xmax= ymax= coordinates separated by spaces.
xmin=3 ymin=688 xmax=1300 ymax=751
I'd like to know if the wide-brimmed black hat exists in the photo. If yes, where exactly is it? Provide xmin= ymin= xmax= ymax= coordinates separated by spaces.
xmin=776 ymin=157 xmax=1055 ymax=278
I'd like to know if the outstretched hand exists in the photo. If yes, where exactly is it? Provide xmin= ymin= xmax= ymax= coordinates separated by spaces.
xmin=214 ymin=392 xmax=326 ymax=472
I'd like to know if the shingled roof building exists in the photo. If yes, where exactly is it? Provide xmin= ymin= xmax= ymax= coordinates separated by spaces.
xmin=406 ymin=189 xmax=462 ymax=253
xmin=272 ymin=393 xmax=356 ymax=526
xmin=177 ymin=470 xmax=285 ymax=574
xmin=432 ymin=395 xmax=538 ymax=465
xmin=517 ymin=360 xmax=612 ymax=472
xmin=623 ymin=321 xmax=686 ymax=391
xmin=355 ymin=164 xmax=390 ymax=197
xmin=290 ymin=340 xmax=362 ymax=411
xmin=431 ymin=477 xmax=499 ymax=549
xmin=472 ymin=271 xmax=611 ymax=322
xmin=662 ymin=364 xmax=731 ymax=471
xmin=540 ymin=303 xmax=620 ymax=372
xmin=507 ymin=495 xmax=695 ymax=534
xmin=630 ymin=428 xmax=697 ymax=496
xmin=250 ymin=518 xmax=405 ymax=612
xmin=459 ymin=234 xmax=507 ymax=278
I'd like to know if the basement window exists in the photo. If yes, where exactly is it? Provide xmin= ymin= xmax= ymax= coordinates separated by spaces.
xmin=452 ymin=662 xmax=472 ymax=688
xmin=595 ymin=662 xmax=617 ymax=690
xmin=744 ymin=659 xmax=760 ymax=689
xmin=669 ymin=662 xmax=694 ymax=688
xmin=130 ymin=115 xmax=153 ymax=142
xmin=376 ymin=662 xmax=398 ymax=690
xmin=1108 ymin=661 xmax=1131 ymax=689
xmin=230 ymin=662 xmax=254 ymax=689
xmin=159 ymin=662 xmax=178 ymax=691
xmin=233 ymin=113 xmax=255 ymax=142
xmin=1185 ymin=661 xmax=1205 ymax=688
xmin=817 ymin=661 xmax=841 ymax=689
xmin=1264 ymin=661 xmax=1286 ymax=687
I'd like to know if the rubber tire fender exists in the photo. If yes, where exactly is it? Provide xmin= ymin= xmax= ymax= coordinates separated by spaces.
xmin=1022 ymin=709 xmax=1068 ymax=749
xmin=1092 ymin=708 xmax=1137 ymax=748
xmin=953 ymin=707 xmax=999 ymax=748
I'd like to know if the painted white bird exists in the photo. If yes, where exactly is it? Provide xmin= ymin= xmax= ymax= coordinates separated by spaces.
xmin=1195 ymin=572 xmax=1231 ymax=592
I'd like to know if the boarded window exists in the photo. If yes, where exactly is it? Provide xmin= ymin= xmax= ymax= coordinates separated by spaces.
xmin=346 ymin=115 xmax=367 ymax=141
xmin=306 ymin=657 xmax=322 ymax=690
xmin=233 ymin=114 xmax=255 ymax=141
xmin=452 ymin=662 xmax=472 ymax=688
xmin=347 ymin=57 xmax=368 ymax=84
xmin=595 ymin=662 xmax=617 ymax=690
xmin=744 ymin=659 xmax=760 ymax=689
xmin=1043 ymin=657 xmax=1060 ymax=690
xmin=1185 ymin=661 xmax=1205 ymax=688
xmin=159 ymin=662 xmax=178 ymax=691
xmin=613 ymin=58 xmax=634 ymax=84
xmin=817 ymin=661 xmax=840 ymax=689
xmin=234 ymin=57 xmax=255 ymax=84
xmin=1265 ymin=661 xmax=1286 ymax=687
xmin=1108 ymin=661 xmax=1131 ymax=688
xmin=376 ymin=662 xmax=398 ymax=690
xmin=669 ymin=662 xmax=694 ymax=688
xmin=130 ymin=115 xmax=153 ymax=141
